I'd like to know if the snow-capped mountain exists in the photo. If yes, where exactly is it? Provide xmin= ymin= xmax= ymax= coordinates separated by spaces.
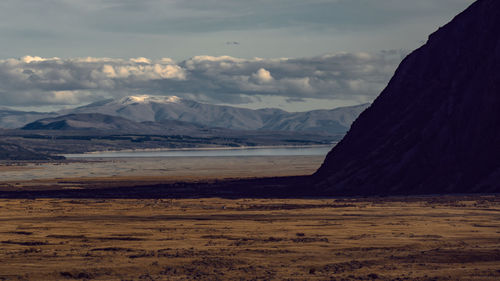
xmin=60 ymin=95 xmax=284 ymax=131
xmin=60 ymin=95 xmax=369 ymax=134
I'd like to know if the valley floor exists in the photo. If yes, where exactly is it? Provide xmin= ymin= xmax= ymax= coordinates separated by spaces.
xmin=0 ymin=155 xmax=324 ymax=191
xmin=1 ymin=157 xmax=499 ymax=280
xmin=0 ymin=196 xmax=499 ymax=280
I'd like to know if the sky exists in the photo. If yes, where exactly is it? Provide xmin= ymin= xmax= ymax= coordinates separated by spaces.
xmin=0 ymin=0 xmax=474 ymax=112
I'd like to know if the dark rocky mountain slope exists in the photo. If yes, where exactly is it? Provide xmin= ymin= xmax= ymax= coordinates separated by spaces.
xmin=314 ymin=0 xmax=500 ymax=195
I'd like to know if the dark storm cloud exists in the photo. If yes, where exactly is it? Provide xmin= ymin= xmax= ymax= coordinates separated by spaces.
xmin=0 ymin=51 xmax=405 ymax=107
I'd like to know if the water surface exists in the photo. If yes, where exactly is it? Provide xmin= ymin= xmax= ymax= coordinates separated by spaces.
xmin=65 ymin=146 xmax=332 ymax=158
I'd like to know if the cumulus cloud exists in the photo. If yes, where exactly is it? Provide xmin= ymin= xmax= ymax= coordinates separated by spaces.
xmin=252 ymin=68 xmax=273 ymax=84
xmin=0 ymin=51 xmax=406 ymax=108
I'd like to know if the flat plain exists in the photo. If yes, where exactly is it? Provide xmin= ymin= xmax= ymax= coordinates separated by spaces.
xmin=0 ymin=196 xmax=499 ymax=280
xmin=0 ymin=157 xmax=499 ymax=280
xmin=0 ymin=156 xmax=324 ymax=190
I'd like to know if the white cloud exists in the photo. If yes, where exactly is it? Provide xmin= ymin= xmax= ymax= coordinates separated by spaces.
xmin=21 ymin=55 xmax=58 ymax=63
xmin=0 ymin=51 xmax=405 ymax=108
xmin=102 ymin=64 xmax=117 ymax=78
xmin=252 ymin=68 xmax=273 ymax=84
xmin=152 ymin=64 xmax=186 ymax=80
xmin=129 ymin=57 xmax=152 ymax=64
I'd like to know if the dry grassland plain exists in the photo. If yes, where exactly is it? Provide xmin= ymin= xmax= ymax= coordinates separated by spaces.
xmin=0 ymin=197 xmax=499 ymax=280
xmin=0 ymin=157 xmax=499 ymax=280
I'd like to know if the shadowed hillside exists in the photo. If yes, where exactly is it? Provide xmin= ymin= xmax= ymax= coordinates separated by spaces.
xmin=314 ymin=0 xmax=500 ymax=195
xmin=0 ymin=142 xmax=63 ymax=160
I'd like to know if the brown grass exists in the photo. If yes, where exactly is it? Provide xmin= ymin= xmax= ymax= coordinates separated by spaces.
xmin=0 ymin=196 xmax=499 ymax=280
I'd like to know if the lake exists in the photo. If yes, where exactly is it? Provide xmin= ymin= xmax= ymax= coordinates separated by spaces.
xmin=64 ymin=145 xmax=333 ymax=158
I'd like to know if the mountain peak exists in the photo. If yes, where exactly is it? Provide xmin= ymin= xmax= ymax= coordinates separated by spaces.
xmin=119 ymin=95 xmax=182 ymax=105
xmin=48 ymin=94 xmax=368 ymax=132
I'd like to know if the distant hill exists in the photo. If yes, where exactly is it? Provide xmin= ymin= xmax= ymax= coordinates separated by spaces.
xmin=61 ymin=95 xmax=369 ymax=134
xmin=22 ymin=113 xmax=146 ymax=131
xmin=1 ymin=96 xmax=368 ymax=135
xmin=261 ymin=104 xmax=369 ymax=133
xmin=21 ymin=113 xmax=215 ymax=134
xmin=0 ymin=95 xmax=368 ymax=136
xmin=21 ymin=113 xmax=180 ymax=134
xmin=314 ymin=0 xmax=500 ymax=195
xmin=0 ymin=142 xmax=63 ymax=160
xmin=17 ymin=112 xmax=338 ymax=154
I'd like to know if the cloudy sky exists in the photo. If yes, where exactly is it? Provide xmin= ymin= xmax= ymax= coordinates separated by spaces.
xmin=0 ymin=0 xmax=473 ymax=112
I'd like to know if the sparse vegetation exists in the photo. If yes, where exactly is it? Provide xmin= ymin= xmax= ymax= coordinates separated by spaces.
xmin=0 ymin=197 xmax=499 ymax=280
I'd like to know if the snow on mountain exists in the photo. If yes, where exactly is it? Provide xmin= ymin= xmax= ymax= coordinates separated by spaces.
xmin=61 ymin=95 xmax=368 ymax=134
xmin=0 ymin=95 xmax=369 ymax=134
xmin=118 ymin=95 xmax=181 ymax=105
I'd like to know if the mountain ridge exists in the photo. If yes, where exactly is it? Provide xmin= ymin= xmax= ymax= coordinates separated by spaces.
xmin=21 ymin=112 xmax=216 ymax=134
xmin=59 ymin=95 xmax=369 ymax=134
xmin=0 ymin=97 xmax=368 ymax=134
xmin=314 ymin=0 xmax=500 ymax=194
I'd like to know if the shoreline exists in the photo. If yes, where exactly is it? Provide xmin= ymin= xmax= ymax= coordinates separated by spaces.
xmin=0 ymin=155 xmax=325 ymax=184
xmin=61 ymin=143 xmax=336 ymax=156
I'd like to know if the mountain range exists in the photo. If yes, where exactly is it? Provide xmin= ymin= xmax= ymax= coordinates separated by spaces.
xmin=1 ymin=95 xmax=368 ymax=136
xmin=0 ymin=96 xmax=368 ymax=157
xmin=21 ymin=113 xmax=212 ymax=134
xmin=58 ymin=95 xmax=368 ymax=133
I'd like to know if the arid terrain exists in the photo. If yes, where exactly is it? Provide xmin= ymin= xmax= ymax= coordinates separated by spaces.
xmin=1 ymin=157 xmax=499 ymax=280
xmin=0 ymin=196 xmax=499 ymax=280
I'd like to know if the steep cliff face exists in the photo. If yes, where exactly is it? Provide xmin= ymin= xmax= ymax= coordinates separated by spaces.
xmin=314 ymin=0 xmax=500 ymax=195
